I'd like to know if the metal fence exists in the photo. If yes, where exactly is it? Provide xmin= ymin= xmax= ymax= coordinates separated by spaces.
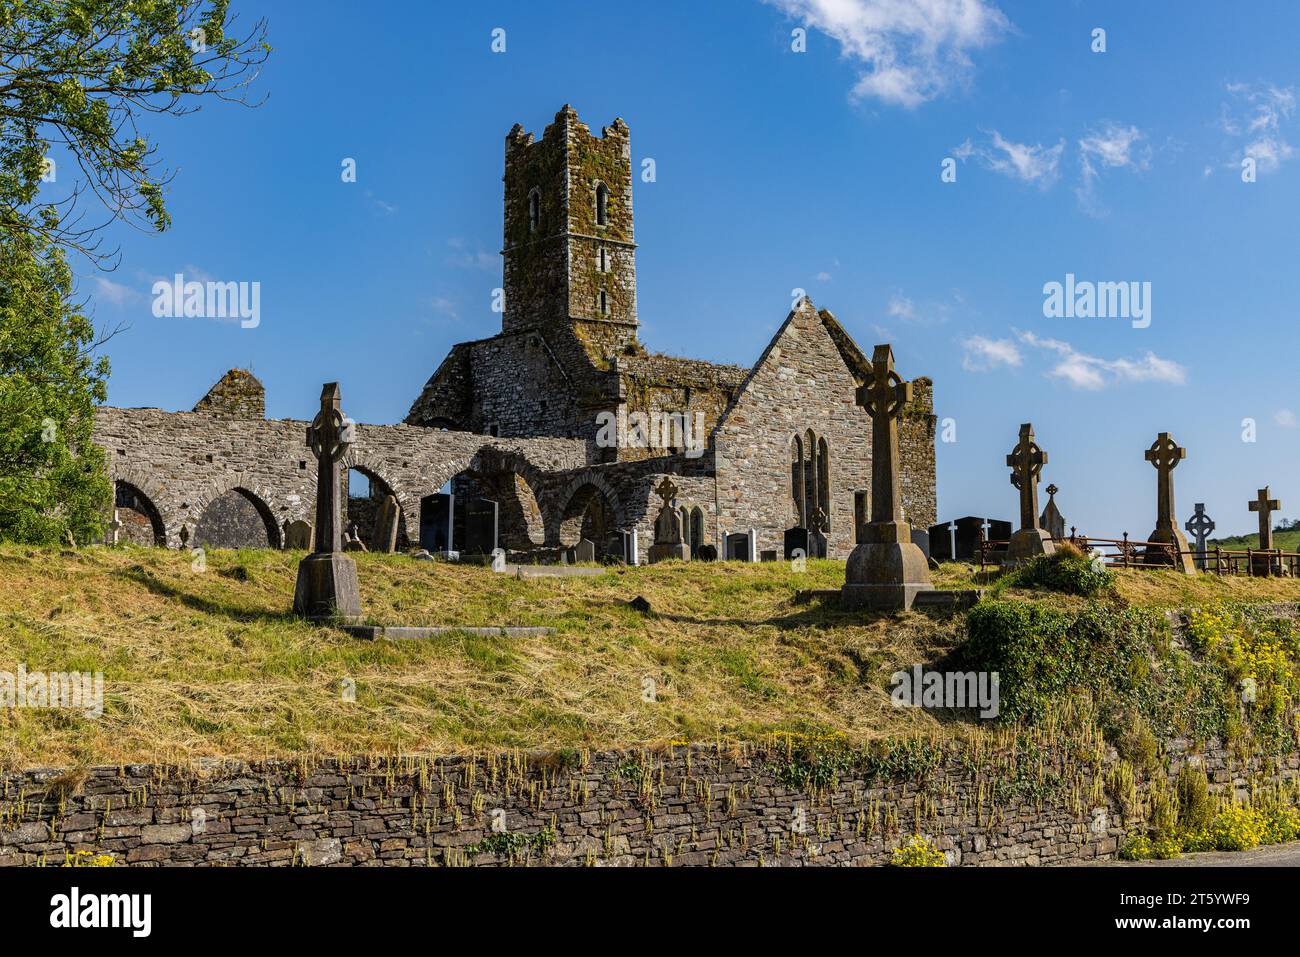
xmin=976 ymin=528 xmax=1298 ymax=577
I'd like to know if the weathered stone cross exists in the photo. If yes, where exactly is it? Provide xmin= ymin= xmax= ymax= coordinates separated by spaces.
xmin=305 ymin=382 xmax=356 ymax=554
xmin=654 ymin=476 xmax=679 ymax=509
xmin=1249 ymin=487 xmax=1280 ymax=551
xmin=1145 ymin=432 xmax=1185 ymax=532
xmin=842 ymin=343 xmax=932 ymax=611
xmin=857 ymin=344 xmax=911 ymax=528
xmin=1006 ymin=423 xmax=1047 ymax=531
xmin=294 ymin=382 xmax=362 ymax=620
xmin=1185 ymin=503 xmax=1215 ymax=569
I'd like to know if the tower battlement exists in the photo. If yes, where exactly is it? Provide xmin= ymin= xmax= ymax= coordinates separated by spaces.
xmin=502 ymin=106 xmax=638 ymax=356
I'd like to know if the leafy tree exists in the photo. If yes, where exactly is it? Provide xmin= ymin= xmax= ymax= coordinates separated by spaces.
xmin=1 ymin=0 xmax=270 ymax=262
xmin=0 ymin=227 xmax=110 ymax=543
xmin=0 ymin=1 xmax=269 ymax=543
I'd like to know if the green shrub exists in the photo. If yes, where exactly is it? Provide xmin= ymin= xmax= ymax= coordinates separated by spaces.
xmin=1175 ymin=764 xmax=1213 ymax=833
xmin=958 ymin=601 xmax=1159 ymax=723
xmin=1001 ymin=550 xmax=1113 ymax=597
xmin=1119 ymin=834 xmax=1152 ymax=860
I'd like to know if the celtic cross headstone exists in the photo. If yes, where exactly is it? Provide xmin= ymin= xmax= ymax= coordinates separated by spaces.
xmin=293 ymin=382 xmax=363 ymax=619
xmin=1141 ymin=432 xmax=1195 ymax=574
xmin=842 ymin=344 xmax=933 ymax=610
xmin=1185 ymin=503 xmax=1214 ymax=571
xmin=1004 ymin=423 xmax=1056 ymax=562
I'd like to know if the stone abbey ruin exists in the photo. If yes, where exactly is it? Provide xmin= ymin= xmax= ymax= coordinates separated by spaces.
xmin=94 ymin=106 xmax=936 ymax=563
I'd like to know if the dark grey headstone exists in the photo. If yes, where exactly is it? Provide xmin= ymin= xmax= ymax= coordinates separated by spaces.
xmin=928 ymin=522 xmax=952 ymax=562
xmin=953 ymin=516 xmax=985 ymax=561
xmin=463 ymin=497 xmax=498 ymax=555
xmin=725 ymin=533 xmax=749 ymax=560
xmin=784 ymin=526 xmax=809 ymax=560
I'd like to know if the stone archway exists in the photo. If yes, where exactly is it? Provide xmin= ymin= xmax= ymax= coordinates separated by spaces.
xmin=555 ymin=477 xmax=622 ymax=552
xmin=192 ymin=484 xmax=282 ymax=549
xmin=113 ymin=480 xmax=166 ymax=546
xmin=342 ymin=461 xmax=412 ymax=551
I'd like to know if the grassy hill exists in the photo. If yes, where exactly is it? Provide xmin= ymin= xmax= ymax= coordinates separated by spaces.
xmin=3 ymin=545 xmax=1300 ymax=770
xmin=1208 ymin=528 xmax=1300 ymax=552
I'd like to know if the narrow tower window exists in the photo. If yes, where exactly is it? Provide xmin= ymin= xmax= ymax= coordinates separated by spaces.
xmin=599 ymin=290 xmax=609 ymax=315
xmin=598 ymin=247 xmax=609 ymax=272
xmin=528 ymin=188 xmax=540 ymax=233
xmin=595 ymin=182 xmax=608 ymax=226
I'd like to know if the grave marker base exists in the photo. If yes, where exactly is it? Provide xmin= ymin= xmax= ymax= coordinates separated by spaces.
xmin=293 ymin=553 xmax=362 ymax=620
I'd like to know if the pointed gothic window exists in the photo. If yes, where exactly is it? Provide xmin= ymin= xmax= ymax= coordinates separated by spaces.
xmin=595 ymin=182 xmax=608 ymax=226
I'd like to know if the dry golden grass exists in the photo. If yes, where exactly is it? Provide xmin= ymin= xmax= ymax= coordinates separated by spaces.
xmin=1111 ymin=567 xmax=1300 ymax=608
xmin=5 ymin=546 xmax=1297 ymax=772
xmin=0 ymin=545 xmax=967 ymax=770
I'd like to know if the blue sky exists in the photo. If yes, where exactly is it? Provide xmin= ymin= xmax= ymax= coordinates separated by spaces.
xmin=75 ymin=0 xmax=1300 ymax=538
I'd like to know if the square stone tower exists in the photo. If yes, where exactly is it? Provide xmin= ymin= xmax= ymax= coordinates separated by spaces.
xmin=502 ymin=105 xmax=639 ymax=360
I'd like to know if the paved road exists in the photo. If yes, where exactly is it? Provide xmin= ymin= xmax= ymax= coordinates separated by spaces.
xmin=1108 ymin=841 xmax=1300 ymax=867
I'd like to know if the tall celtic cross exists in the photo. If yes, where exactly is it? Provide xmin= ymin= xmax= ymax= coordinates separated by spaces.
xmin=1145 ymin=432 xmax=1185 ymax=532
xmin=857 ymin=344 xmax=912 ymax=527
xmin=305 ymin=382 xmax=355 ymax=554
xmin=1006 ymin=423 xmax=1047 ymax=530
xmin=1249 ymin=487 xmax=1280 ymax=550
xmin=1185 ymin=503 xmax=1215 ymax=553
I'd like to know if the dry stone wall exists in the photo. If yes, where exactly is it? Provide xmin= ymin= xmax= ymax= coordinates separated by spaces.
xmin=2 ymin=739 xmax=1289 ymax=867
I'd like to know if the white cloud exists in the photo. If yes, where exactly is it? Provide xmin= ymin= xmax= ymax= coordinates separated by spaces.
xmin=961 ymin=335 xmax=1021 ymax=371
xmin=816 ymin=270 xmax=832 ymax=281
xmin=1078 ymin=123 xmax=1149 ymax=171
xmin=955 ymin=130 xmax=1063 ymax=188
xmin=89 ymin=275 xmax=141 ymax=307
xmin=1075 ymin=122 xmax=1149 ymax=215
xmin=1275 ymin=408 xmax=1297 ymax=428
xmin=765 ymin=0 xmax=1010 ymax=108
xmin=888 ymin=294 xmax=917 ymax=321
xmin=1016 ymin=330 xmax=1186 ymax=390
xmin=1219 ymin=82 xmax=1297 ymax=175
xmin=429 ymin=296 xmax=460 ymax=322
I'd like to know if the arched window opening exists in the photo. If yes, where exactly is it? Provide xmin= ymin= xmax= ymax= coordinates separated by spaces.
xmin=528 ymin=188 xmax=540 ymax=233
xmin=790 ymin=435 xmax=805 ymax=527
xmin=595 ymin=182 xmax=608 ymax=226
xmin=817 ymin=437 xmax=832 ymax=531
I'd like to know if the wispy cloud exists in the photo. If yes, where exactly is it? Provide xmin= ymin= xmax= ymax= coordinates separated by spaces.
xmin=364 ymin=189 xmax=398 ymax=216
xmin=1017 ymin=330 xmax=1186 ymax=389
xmin=1217 ymin=81 xmax=1297 ymax=175
xmin=1275 ymin=408 xmax=1297 ymax=428
xmin=889 ymin=290 xmax=953 ymax=325
xmin=429 ymin=296 xmax=460 ymax=322
xmin=1076 ymin=122 xmax=1150 ymax=215
xmin=88 ymin=275 xmax=142 ymax=308
xmin=954 ymin=130 xmax=1064 ymax=188
xmin=961 ymin=334 xmax=1021 ymax=371
xmin=764 ymin=0 xmax=1011 ymax=109
xmin=446 ymin=238 xmax=497 ymax=271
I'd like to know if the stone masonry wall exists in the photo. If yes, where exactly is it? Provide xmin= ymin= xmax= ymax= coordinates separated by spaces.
xmin=2 ymin=739 xmax=1291 ymax=867
xmin=93 ymin=405 xmax=586 ymax=549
